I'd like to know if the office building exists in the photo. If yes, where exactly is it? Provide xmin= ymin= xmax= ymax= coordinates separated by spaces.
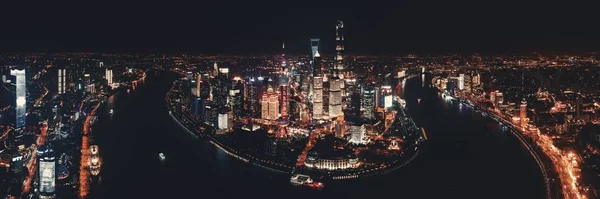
xmin=348 ymin=124 xmax=367 ymax=144
xmin=11 ymin=69 xmax=26 ymax=129
xmin=310 ymin=38 xmax=320 ymax=68
xmin=38 ymin=145 xmax=56 ymax=199
xmin=520 ymin=98 xmax=528 ymax=126
xmin=261 ymin=87 xmax=279 ymax=120
xmin=105 ymin=69 xmax=113 ymax=88
xmin=458 ymin=73 xmax=465 ymax=90
xmin=381 ymin=85 xmax=393 ymax=109
xmin=313 ymin=76 xmax=324 ymax=119
xmin=58 ymin=68 xmax=66 ymax=94
xmin=362 ymin=85 xmax=375 ymax=120
xmin=329 ymin=79 xmax=343 ymax=118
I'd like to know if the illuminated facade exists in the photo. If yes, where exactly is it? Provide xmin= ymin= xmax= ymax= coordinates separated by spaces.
xmin=310 ymin=38 xmax=320 ymax=68
xmin=334 ymin=20 xmax=344 ymax=79
xmin=313 ymin=77 xmax=323 ymax=119
xmin=348 ymin=124 xmax=367 ymax=144
xmin=11 ymin=69 xmax=26 ymax=128
xmin=105 ymin=69 xmax=113 ymax=88
xmin=381 ymin=85 xmax=393 ymax=109
xmin=362 ymin=85 xmax=375 ymax=119
xmin=520 ymin=98 xmax=527 ymax=126
xmin=261 ymin=87 xmax=279 ymax=120
xmin=58 ymin=68 xmax=66 ymax=94
xmin=329 ymin=79 xmax=343 ymax=118
xmin=305 ymin=151 xmax=359 ymax=170
xmin=38 ymin=145 xmax=56 ymax=198
xmin=458 ymin=73 xmax=465 ymax=90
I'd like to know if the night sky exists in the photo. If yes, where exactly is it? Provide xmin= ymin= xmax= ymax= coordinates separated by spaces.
xmin=2 ymin=2 xmax=600 ymax=54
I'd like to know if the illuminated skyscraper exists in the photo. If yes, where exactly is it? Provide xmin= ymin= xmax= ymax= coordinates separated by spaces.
xmin=458 ymin=73 xmax=465 ymax=90
xmin=261 ymin=87 xmax=279 ymax=120
xmin=105 ymin=69 xmax=113 ymax=88
xmin=313 ymin=77 xmax=323 ymax=119
xmin=329 ymin=79 xmax=343 ymax=118
xmin=38 ymin=145 xmax=56 ymax=198
xmin=381 ymin=85 xmax=393 ymax=109
xmin=520 ymin=98 xmax=527 ymax=126
xmin=58 ymin=68 xmax=66 ymax=94
xmin=11 ymin=69 xmax=26 ymax=129
xmin=334 ymin=20 xmax=344 ymax=79
xmin=310 ymin=38 xmax=320 ymax=72
xmin=362 ymin=85 xmax=375 ymax=120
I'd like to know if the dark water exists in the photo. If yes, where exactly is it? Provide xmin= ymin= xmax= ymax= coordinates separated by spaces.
xmin=89 ymin=71 xmax=545 ymax=199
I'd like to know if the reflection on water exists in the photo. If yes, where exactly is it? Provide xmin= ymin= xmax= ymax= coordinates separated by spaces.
xmin=87 ymin=71 xmax=546 ymax=199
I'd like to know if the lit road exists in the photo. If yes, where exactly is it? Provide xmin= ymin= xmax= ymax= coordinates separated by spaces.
xmin=452 ymin=85 xmax=586 ymax=199
xmin=79 ymin=103 xmax=101 ymax=199
xmin=22 ymin=121 xmax=48 ymax=196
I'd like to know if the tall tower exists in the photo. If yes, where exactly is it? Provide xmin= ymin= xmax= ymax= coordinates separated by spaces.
xmin=58 ymin=68 xmax=66 ymax=94
xmin=520 ymin=98 xmax=527 ymax=126
xmin=310 ymin=38 xmax=320 ymax=74
xmin=105 ymin=69 xmax=113 ymax=88
xmin=11 ymin=69 xmax=26 ymax=129
xmin=362 ymin=85 xmax=375 ymax=120
xmin=312 ymin=51 xmax=323 ymax=119
xmin=38 ymin=145 xmax=56 ymax=198
xmin=334 ymin=20 xmax=344 ymax=79
xmin=329 ymin=79 xmax=342 ymax=118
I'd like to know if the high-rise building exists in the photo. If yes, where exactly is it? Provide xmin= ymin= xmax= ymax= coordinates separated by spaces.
xmin=38 ymin=145 xmax=56 ymax=198
xmin=230 ymin=80 xmax=244 ymax=119
xmin=11 ymin=69 xmax=26 ymax=129
xmin=348 ymin=91 xmax=361 ymax=119
xmin=105 ymin=69 xmax=113 ymax=88
xmin=381 ymin=85 xmax=393 ymax=109
xmin=329 ymin=79 xmax=343 ymax=118
xmin=261 ymin=87 xmax=280 ymax=120
xmin=349 ymin=124 xmax=367 ymax=144
xmin=214 ymin=65 xmax=230 ymax=109
xmin=84 ymin=73 xmax=91 ymax=93
xmin=313 ymin=77 xmax=324 ymax=119
xmin=334 ymin=20 xmax=345 ymax=79
xmin=362 ymin=85 xmax=375 ymax=119
xmin=58 ymin=68 xmax=66 ymax=94
xmin=520 ymin=98 xmax=527 ymax=126
xmin=279 ymin=78 xmax=289 ymax=119
xmin=310 ymin=38 xmax=320 ymax=68
xmin=458 ymin=73 xmax=465 ymax=90
xmin=495 ymin=92 xmax=504 ymax=105
xmin=246 ymin=77 xmax=260 ymax=118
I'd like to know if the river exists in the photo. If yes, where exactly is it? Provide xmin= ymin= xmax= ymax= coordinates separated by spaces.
xmin=87 ymin=71 xmax=545 ymax=199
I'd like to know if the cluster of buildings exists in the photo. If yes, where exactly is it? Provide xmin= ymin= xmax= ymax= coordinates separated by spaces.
xmin=0 ymin=55 xmax=142 ymax=198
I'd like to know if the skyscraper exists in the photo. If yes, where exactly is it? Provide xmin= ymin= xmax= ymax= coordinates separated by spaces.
xmin=329 ymin=79 xmax=343 ymax=118
xmin=38 ymin=145 xmax=56 ymax=198
xmin=334 ymin=20 xmax=344 ymax=79
xmin=230 ymin=79 xmax=244 ymax=119
xmin=58 ymin=68 xmax=66 ymax=94
xmin=214 ymin=65 xmax=230 ymax=110
xmin=105 ymin=69 xmax=113 ymax=88
xmin=246 ymin=77 xmax=260 ymax=118
xmin=362 ymin=85 xmax=375 ymax=120
xmin=261 ymin=87 xmax=279 ymax=120
xmin=313 ymin=76 xmax=324 ymax=119
xmin=520 ymin=98 xmax=527 ymax=126
xmin=11 ymin=69 xmax=26 ymax=129
xmin=310 ymin=38 xmax=320 ymax=72
xmin=381 ymin=85 xmax=393 ymax=109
